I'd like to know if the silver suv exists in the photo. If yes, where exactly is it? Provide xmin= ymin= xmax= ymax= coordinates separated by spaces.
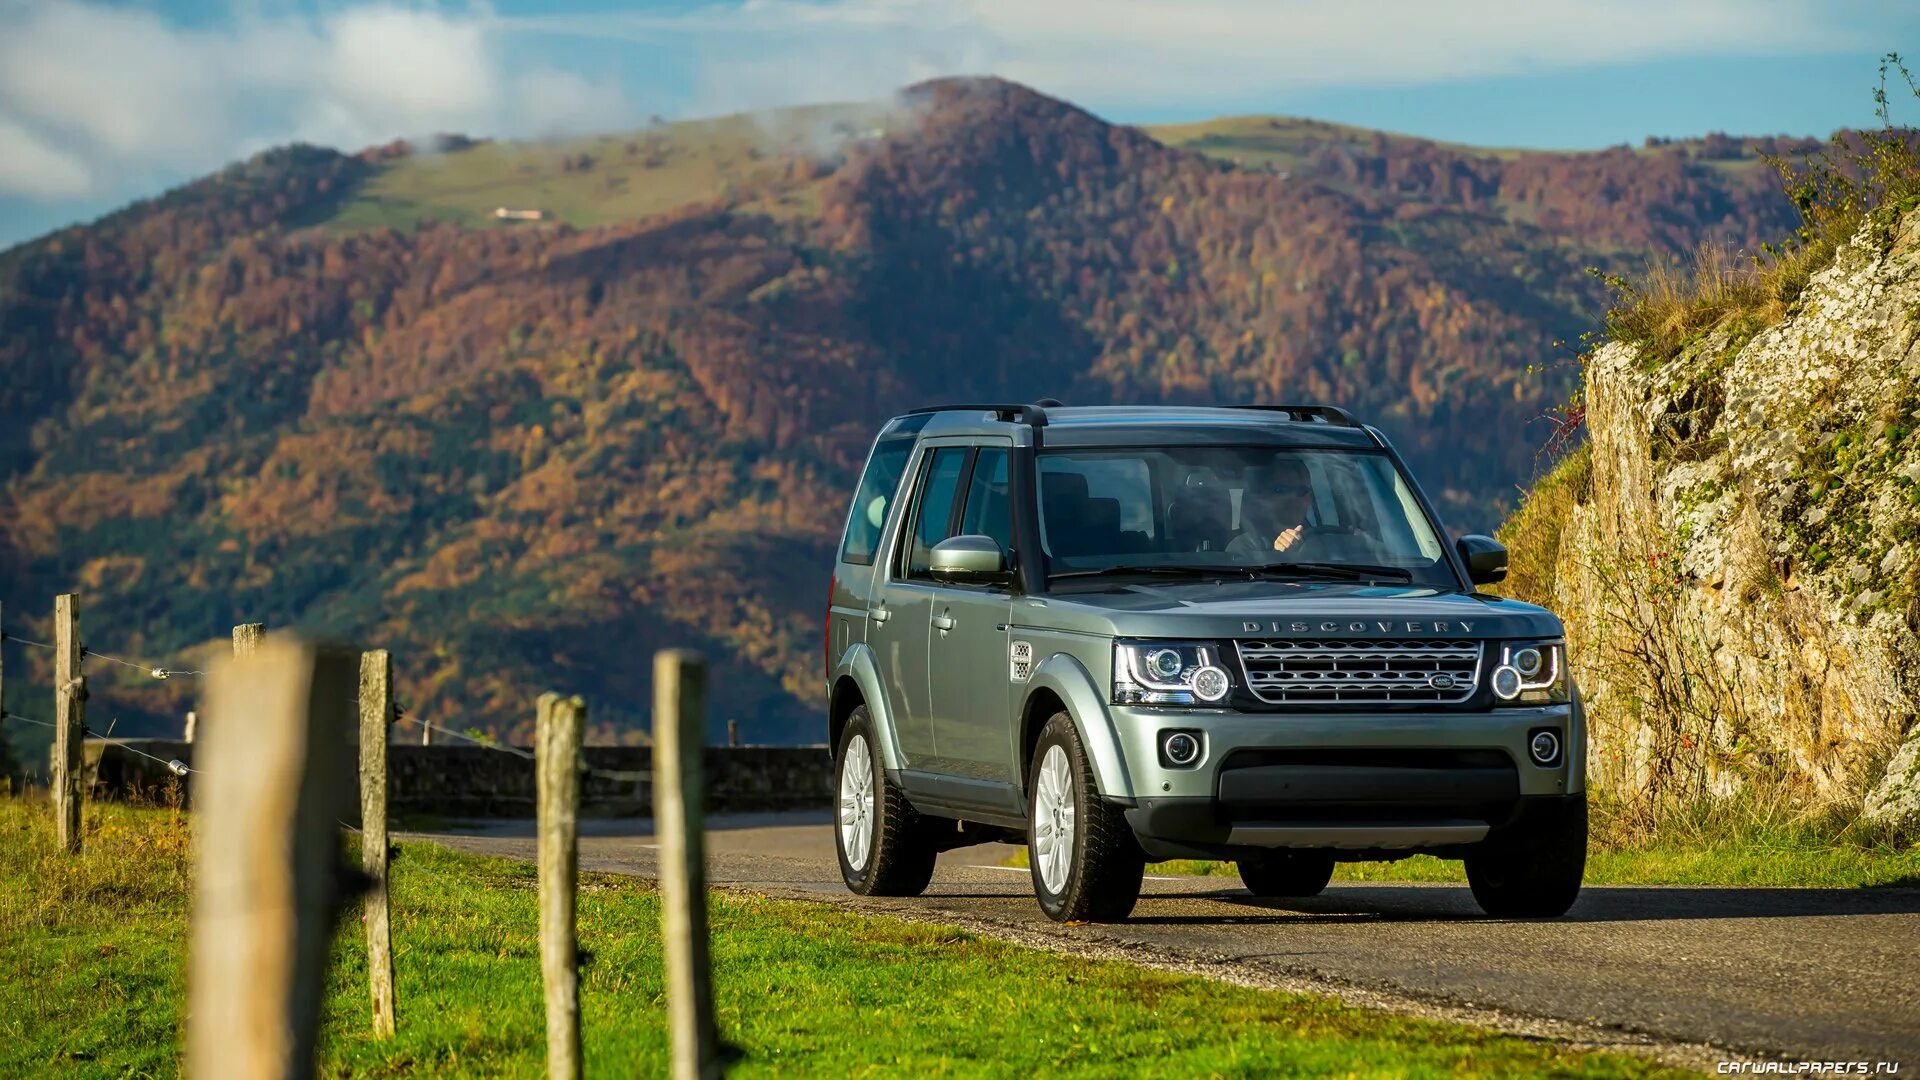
xmin=825 ymin=403 xmax=1585 ymax=922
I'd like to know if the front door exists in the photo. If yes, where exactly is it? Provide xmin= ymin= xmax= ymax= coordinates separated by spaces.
xmin=869 ymin=444 xmax=968 ymax=767
xmin=926 ymin=443 xmax=1020 ymax=799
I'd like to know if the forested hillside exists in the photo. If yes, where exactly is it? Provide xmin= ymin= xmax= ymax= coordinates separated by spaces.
xmin=0 ymin=77 xmax=1808 ymax=748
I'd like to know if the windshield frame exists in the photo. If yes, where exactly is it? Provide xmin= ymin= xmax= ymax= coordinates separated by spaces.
xmin=1027 ymin=442 xmax=1469 ymax=593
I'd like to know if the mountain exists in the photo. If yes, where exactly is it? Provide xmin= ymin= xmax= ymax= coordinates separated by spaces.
xmin=0 ymin=77 xmax=1812 ymax=752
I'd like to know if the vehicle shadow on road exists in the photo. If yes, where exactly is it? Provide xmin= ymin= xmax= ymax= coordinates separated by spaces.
xmin=1144 ymin=883 xmax=1920 ymax=924
xmin=434 ymin=811 xmax=835 ymax=838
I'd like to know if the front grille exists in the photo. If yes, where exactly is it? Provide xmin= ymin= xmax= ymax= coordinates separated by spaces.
xmin=1236 ymin=638 xmax=1482 ymax=705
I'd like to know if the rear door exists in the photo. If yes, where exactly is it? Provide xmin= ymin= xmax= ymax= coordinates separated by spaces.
xmin=867 ymin=443 xmax=969 ymax=766
xmin=829 ymin=425 xmax=920 ymax=681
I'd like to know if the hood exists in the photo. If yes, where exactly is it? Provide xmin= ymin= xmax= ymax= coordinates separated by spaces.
xmin=1014 ymin=579 xmax=1563 ymax=640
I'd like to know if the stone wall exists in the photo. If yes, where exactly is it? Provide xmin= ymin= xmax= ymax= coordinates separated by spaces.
xmin=81 ymin=739 xmax=833 ymax=818
xmin=1548 ymin=212 xmax=1920 ymax=825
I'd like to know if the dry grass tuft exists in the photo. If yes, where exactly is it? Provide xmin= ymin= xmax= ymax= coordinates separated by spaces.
xmin=1494 ymin=443 xmax=1590 ymax=608
xmin=1599 ymin=54 xmax=1920 ymax=364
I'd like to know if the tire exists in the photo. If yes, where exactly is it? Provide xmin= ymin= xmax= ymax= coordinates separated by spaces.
xmin=1465 ymin=795 xmax=1588 ymax=918
xmin=1237 ymin=850 xmax=1335 ymax=898
xmin=1027 ymin=712 xmax=1144 ymax=923
xmin=834 ymin=707 xmax=937 ymax=897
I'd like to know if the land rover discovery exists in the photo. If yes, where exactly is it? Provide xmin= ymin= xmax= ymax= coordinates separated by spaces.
xmin=824 ymin=403 xmax=1585 ymax=922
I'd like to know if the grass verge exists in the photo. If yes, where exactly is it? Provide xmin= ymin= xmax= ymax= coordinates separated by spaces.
xmin=1002 ymin=796 xmax=1920 ymax=889
xmin=0 ymin=798 xmax=1693 ymax=1078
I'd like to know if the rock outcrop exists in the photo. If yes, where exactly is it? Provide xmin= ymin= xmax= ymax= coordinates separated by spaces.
xmin=1540 ymin=213 xmax=1920 ymax=826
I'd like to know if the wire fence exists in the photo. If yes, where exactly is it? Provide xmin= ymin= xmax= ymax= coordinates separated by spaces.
xmin=395 ymin=706 xmax=648 ymax=783
xmin=4 ymin=627 xmax=649 ymax=787
xmin=3 ymin=631 xmax=205 ymax=682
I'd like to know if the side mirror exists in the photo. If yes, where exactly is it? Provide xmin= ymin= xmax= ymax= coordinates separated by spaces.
xmin=1456 ymin=534 xmax=1509 ymax=585
xmin=929 ymin=535 xmax=1010 ymax=584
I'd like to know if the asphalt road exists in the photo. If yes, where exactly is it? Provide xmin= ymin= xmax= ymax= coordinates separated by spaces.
xmin=418 ymin=812 xmax=1919 ymax=1069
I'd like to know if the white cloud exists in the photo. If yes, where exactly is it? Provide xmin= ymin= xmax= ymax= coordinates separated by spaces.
xmin=319 ymin=8 xmax=499 ymax=135
xmin=510 ymin=68 xmax=629 ymax=137
xmin=0 ymin=1 xmax=630 ymax=201
xmin=0 ymin=117 xmax=92 ymax=197
xmin=0 ymin=0 xmax=1882 ymax=206
xmin=504 ymin=0 xmax=1866 ymax=116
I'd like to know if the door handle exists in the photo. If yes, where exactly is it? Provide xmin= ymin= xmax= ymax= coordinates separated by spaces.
xmin=870 ymin=606 xmax=891 ymax=624
xmin=932 ymin=612 xmax=956 ymax=631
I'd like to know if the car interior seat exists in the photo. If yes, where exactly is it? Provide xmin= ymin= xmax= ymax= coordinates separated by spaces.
xmin=1167 ymin=482 xmax=1234 ymax=552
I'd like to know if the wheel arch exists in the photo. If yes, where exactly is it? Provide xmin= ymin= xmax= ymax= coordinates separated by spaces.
xmin=829 ymin=643 xmax=906 ymax=770
xmin=1021 ymin=651 xmax=1134 ymax=799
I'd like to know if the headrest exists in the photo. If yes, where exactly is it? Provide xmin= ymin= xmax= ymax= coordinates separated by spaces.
xmin=1042 ymin=471 xmax=1091 ymax=505
xmin=1169 ymin=485 xmax=1230 ymax=514
xmin=1085 ymin=497 xmax=1121 ymax=533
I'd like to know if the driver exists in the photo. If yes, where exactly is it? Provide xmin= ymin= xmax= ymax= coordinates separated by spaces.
xmin=1228 ymin=457 xmax=1316 ymax=557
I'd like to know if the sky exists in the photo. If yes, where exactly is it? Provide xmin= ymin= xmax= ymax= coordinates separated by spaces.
xmin=0 ymin=0 xmax=1915 ymax=249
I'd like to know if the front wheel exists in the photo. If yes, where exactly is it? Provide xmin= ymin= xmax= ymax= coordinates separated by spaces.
xmin=1028 ymin=713 xmax=1144 ymax=923
xmin=1464 ymin=795 xmax=1587 ymax=918
xmin=835 ymin=707 xmax=937 ymax=896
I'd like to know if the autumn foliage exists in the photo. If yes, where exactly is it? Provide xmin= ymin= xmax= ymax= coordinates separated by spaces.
xmin=0 ymin=78 xmax=1807 ymax=744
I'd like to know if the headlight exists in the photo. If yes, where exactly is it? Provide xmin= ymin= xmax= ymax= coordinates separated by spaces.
xmin=1113 ymin=641 xmax=1232 ymax=706
xmin=1489 ymin=639 xmax=1568 ymax=705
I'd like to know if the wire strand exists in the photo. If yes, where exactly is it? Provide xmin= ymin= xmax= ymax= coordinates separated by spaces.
xmin=395 ymin=708 xmax=649 ymax=781
xmin=83 ymin=647 xmax=148 ymax=671
xmin=402 ymin=712 xmax=536 ymax=761
xmin=2 ymin=633 xmax=54 ymax=650
xmin=0 ymin=712 xmax=55 ymax=728
xmin=83 ymin=727 xmax=193 ymax=775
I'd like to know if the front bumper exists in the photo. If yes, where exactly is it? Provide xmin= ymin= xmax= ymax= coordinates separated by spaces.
xmin=1106 ymin=702 xmax=1581 ymax=860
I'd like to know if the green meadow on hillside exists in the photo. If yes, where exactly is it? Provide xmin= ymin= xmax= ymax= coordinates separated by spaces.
xmin=323 ymin=103 xmax=903 ymax=233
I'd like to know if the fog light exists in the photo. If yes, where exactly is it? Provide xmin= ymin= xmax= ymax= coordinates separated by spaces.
xmin=1529 ymin=729 xmax=1561 ymax=766
xmin=1164 ymin=731 xmax=1201 ymax=766
xmin=1190 ymin=665 xmax=1231 ymax=702
xmin=1491 ymin=665 xmax=1522 ymax=700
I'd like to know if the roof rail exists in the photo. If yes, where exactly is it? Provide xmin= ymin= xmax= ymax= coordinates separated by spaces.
xmin=1228 ymin=404 xmax=1362 ymax=428
xmin=907 ymin=402 xmax=1051 ymax=427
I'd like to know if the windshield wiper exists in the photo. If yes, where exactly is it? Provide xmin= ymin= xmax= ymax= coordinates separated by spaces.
xmin=1250 ymin=562 xmax=1415 ymax=583
xmin=1049 ymin=564 xmax=1248 ymax=580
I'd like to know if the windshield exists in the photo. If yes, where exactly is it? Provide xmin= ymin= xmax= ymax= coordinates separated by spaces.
xmin=1037 ymin=446 xmax=1456 ymax=587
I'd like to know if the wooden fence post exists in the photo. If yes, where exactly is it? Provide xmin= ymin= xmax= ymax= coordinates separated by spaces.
xmin=54 ymin=593 xmax=84 ymax=854
xmin=727 ymin=718 xmax=740 ymax=748
xmin=654 ymin=650 xmax=719 ymax=1080
xmin=189 ymin=634 xmax=357 ymax=1080
xmin=358 ymin=650 xmax=397 ymax=1039
xmin=538 ymin=692 xmax=586 ymax=1080
xmin=233 ymin=622 xmax=264 ymax=658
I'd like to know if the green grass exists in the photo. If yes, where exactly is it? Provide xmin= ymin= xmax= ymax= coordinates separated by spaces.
xmin=0 ymin=799 xmax=1692 ymax=1078
xmin=1140 ymin=114 xmax=1536 ymax=170
xmin=1004 ymin=803 xmax=1920 ymax=889
xmin=1141 ymin=840 xmax=1920 ymax=889
xmin=321 ymin=103 xmax=901 ymax=235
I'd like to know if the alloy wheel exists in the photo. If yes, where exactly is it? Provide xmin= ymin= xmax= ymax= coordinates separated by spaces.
xmin=839 ymin=733 xmax=876 ymax=870
xmin=1033 ymin=743 xmax=1077 ymax=893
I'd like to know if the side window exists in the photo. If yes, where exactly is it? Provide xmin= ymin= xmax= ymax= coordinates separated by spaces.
xmin=905 ymin=447 xmax=968 ymax=579
xmin=840 ymin=435 xmax=914 ymax=566
xmin=1038 ymin=454 xmax=1154 ymax=559
xmin=959 ymin=447 xmax=1013 ymax=556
